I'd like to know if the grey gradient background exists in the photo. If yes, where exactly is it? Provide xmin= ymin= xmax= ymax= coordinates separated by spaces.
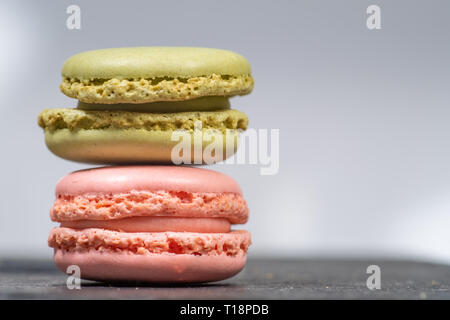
xmin=1 ymin=0 xmax=450 ymax=263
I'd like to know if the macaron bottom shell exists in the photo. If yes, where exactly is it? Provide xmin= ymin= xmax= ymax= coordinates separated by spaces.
xmin=44 ymin=128 xmax=241 ymax=164
xmin=54 ymin=249 xmax=247 ymax=283
xmin=50 ymin=227 xmax=251 ymax=283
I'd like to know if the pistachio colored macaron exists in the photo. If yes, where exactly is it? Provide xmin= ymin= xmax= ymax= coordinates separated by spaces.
xmin=60 ymin=47 xmax=254 ymax=104
xmin=38 ymin=108 xmax=248 ymax=164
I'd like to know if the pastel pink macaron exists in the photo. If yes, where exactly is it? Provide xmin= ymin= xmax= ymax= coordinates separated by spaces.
xmin=48 ymin=166 xmax=251 ymax=283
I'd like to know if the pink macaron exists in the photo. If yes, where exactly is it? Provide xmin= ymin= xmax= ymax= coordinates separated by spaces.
xmin=48 ymin=166 xmax=251 ymax=283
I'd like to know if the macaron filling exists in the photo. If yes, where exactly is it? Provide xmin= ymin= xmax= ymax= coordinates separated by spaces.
xmin=60 ymin=216 xmax=231 ymax=233
xmin=76 ymin=96 xmax=231 ymax=113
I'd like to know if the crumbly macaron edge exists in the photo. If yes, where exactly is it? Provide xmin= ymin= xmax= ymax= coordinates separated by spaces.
xmin=49 ymin=228 xmax=251 ymax=256
xmin=51 ymin=190 xmax=249 ymax=224
xmin=60 ymin=74 xmax=254 ymax=104
xmin=38 ymin=108 xmax=249 ymax=133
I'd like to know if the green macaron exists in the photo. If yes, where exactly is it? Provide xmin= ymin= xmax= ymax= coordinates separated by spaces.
xmin=39 ymin=46 xmax=253 ymax=164
xmin=38 ymin=108 xmax=248 ymax=164
xmin=60 ymin=47 xmax=254 ymax=105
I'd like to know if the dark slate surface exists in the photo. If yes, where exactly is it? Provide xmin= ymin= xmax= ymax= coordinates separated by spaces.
xmin=0 ymin=258 xmax=449 ymax=299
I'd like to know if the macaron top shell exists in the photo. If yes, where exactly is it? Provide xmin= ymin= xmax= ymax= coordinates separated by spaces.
xmin=56 ymin=166 xmax=243 ymax=196
xmin=62 ymin=47 xmax=251 ymax=79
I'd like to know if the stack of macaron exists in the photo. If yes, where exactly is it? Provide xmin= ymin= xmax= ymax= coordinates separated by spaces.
xmin=38 ymin=47 xmax=254 ymax=283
